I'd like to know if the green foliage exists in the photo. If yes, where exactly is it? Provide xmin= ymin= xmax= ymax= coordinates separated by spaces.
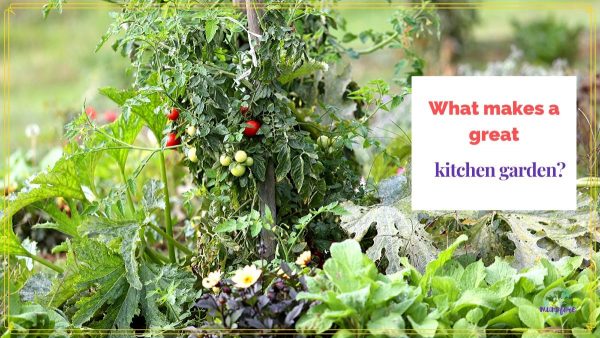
xmin=512 ymin=16 xmax=582 ymax=65
xmin=297 ymin=237 xmax=599 ymax=337
xmin=3 ymin=101 xmax=198 ymax=331
xmin=370 ymin=135 xmax=411 ymax=182
xmin=3 ymin=304 xmax=69 ymax=337
xmin=92 ymin=0 xmax=437 ymax=249
xmin=215 ymin=202 xmax=347 ymax=262
xmin=296 ymin=239 xmax=421 ymax=335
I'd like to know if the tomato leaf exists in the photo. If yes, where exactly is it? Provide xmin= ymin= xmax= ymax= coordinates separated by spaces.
xmin=205 ymin=19 xmax=218 ymax=43
xmin=275 ymin=147 xmax=291 ymax=182
xmin=291 ymin=155 xmax=305 ymax=192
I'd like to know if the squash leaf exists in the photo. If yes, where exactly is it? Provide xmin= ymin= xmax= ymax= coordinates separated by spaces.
xmin=339 ymin=200 xmax=438 ymax=274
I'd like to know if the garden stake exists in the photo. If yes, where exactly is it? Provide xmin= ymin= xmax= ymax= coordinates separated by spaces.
xmin=245 ymin=0 xmax=277 ymax=259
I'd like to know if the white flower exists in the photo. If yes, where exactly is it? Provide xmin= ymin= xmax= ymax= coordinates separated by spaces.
xmin=231 ymin=265 xmax=262 ymax=288
xmin=25 ymin=124 xmax=40 ymax=138
xmin=202 ymin=270 xmax=222 ymax=289
xmin=295 ymin=251 xmax=312 ymax=267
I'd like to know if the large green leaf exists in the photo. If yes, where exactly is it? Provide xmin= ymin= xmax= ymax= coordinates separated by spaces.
xmin=487 ymin=307 xmax=521 ymax=328
xmin=99 ymin=87 xmax=167 ymax=139
xmin=340 ymin=201 xmax=438 ymax=274
xmin=337 ymin=285 xmax=370 ymax=310
xmin=295 ymin=303 xmax=334 ymax=334
xmin=419 ymin=235 xmax=468 ymax=296
xmin=48 ymin=239 xmax=198 ymax=330
xmin=460 ymin=261 xmax=485 ymax=290
xmin=323 ymin=239 xmax=377 ymax=292
xmin=1 ymin=157 xmax=86 ymax=225
xmin=453 ymin=278 xmax=514 ymax=312
xmin=0 ymin=223 xmax=30 ymax=257
xmin=139 ymin=264 xmax=200 ymax=324
xmin=485 ymin=257 xmax=517 ymax=285
xmin=80 ymin=218 xmax=143 ymax=290
xmin=367 ymin=312 xmax=406 ymax=337
xmin=518 ymin=305 xmax=545 ymax=329
xmin=407 ymin=313 xmax=438 ymax=338
xmin=68 ymin=239 xmax=134 ymax=327
xmin=92 ymin=286 xmax=141 ymax=333
xmin=106 ymin=113 xmax=144 ymax=171
xmin=139 ymin=265 xmax=169 ymax=328
xmin=31 ymin=200 xmax=81 ymax=238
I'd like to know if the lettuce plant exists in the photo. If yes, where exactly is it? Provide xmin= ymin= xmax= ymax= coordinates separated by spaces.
xmin=296 ymin=236 xmax=599 ymax=337
xmin=295 ymin=239 xmax=423 ymax=336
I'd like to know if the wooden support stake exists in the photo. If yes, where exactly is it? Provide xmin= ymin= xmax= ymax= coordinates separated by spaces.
xmin=244 ymin=0 xmax=277 ymax=259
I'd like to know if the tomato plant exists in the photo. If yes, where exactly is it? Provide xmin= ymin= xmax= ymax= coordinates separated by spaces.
xmin=96 ymin=0 xmax=436 ymax=263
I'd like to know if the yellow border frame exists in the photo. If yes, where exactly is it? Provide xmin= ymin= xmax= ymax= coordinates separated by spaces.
xmin=2 ymin=1 xmax=597 ymax=336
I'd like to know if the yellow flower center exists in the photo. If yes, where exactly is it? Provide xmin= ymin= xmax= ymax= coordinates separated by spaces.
xmin=243 ymin=275 xmax=253 ymax=284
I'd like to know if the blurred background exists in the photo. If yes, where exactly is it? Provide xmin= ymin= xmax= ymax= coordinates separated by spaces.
xmin=1 ymin=0 xmax=599 ymax=185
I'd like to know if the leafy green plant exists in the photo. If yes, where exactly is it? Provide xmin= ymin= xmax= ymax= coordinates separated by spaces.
xmin=512 ymin=16 xmax=582 ymax=65
xmin=297 ymin=236 xmax=599 ymax=337
xmin=93 ymin=0 xmax=437 ymax=264
xmin=369 ymin=135 xmax=411 ymax=182
xmin=2 ymin=95 xmax=199 ymax=332
xmin=295 ymin=239 xmax=423 ymax=336
xmin=214 ymin=202 xmax=347 ymax=263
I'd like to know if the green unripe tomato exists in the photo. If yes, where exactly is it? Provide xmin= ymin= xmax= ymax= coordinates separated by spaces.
xmin=188 ymin=147 xmax=198 ymax=162
xmin=245 ymin=157 xmax=254 ymax=166
xmin=331 ymin=136 xmax=341 ymax=146
xmin=220 ymin=154 xmax=232 ymax=166
xmin=234 ymin=150 xmax=248 ymax=163
xmin=317 ymin=135 xmax=330 ymax=148
xmin=186 ymin=125 xmax=197 ymax=136
xmin=230 ymin=163 xmax=246 ymax=177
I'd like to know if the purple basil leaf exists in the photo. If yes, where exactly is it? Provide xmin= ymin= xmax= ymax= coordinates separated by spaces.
xmin=284 ymin=303 xmax=304 ymax=326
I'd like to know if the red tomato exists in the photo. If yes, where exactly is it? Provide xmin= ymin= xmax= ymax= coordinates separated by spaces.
xmin=85 ymin=106 xmax=97 ymax=120
xmin=167 ymin=107 xmax=180 ymax=121
xmin=165 ymin=133 xmax=180 ymax=147
xmin=243 ymin=120 xmax=261 ymax=137
xmin=240 ymin=105 xmax=249 ymax=116
xmin=104 ymin=110 xmax=118 ymax=123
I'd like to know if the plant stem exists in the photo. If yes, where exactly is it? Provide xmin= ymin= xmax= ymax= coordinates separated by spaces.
xmin=577 ymin=177 xmax=600 ymax=188
xmin=27 ymin=252 xmax=63 ymax=274
xmin=144 ymin=245 xmax=168 ymax=264
xmin=147 ymin=223 xmax=193 ymax=257
xmin=120 ymin=167 xmax=136 ymax=216
xmin=158 ymin=150 xmax=177 ymax=263
xmin=355 ymin=32 xmax=399 ymax=55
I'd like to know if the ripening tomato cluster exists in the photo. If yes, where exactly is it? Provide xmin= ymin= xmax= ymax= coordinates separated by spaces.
xmin=165 ymin=104 xmax=263 ymax=172
xmin=220 ymin=150 xmax=254 ymax=177
xmin=85 ymin=106 xmax=119 ymax=123
xmin=165 ymin=107 xmax=182 ymax=147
